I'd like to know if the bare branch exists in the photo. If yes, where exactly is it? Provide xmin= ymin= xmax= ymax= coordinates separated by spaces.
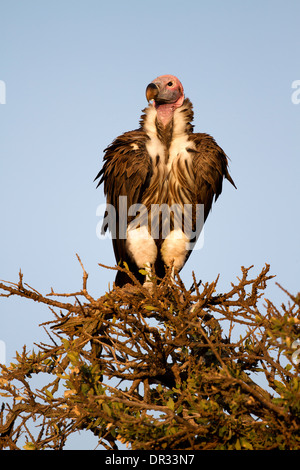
xmin=1 ymin=263 xmax=299 ymax=450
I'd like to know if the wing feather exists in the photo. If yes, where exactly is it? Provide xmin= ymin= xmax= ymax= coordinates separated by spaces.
xmin=189 ymin=133 xmax=236 ymax=220
xmin=94 ymin=129 xmax=152 ymax=285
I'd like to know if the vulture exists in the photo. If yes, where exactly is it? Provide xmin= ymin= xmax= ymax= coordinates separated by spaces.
xmin=95 ymin=75 xmax=236 ymax=288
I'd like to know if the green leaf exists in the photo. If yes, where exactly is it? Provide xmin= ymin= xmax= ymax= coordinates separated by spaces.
xmin=168 ymin=427 xmax=177 ymax=436
xmin=240 ymin=438 xmax=253 ymax=450
xmin=235 ymin=438 xmax=241 ymax=450
xmin=274 ymin=380 xmax=286 ymax=392
xmin=292 ymin=377 xmax=299 ymax=391
xmin=61 ymin=339 xmax=70 ymax=350
xmin=67 ymin=351 xmax=79 ymax=365
xmin=81 ymin=383 xmax=90 ymax=395
xmin=167 ymin=397 xmax=175 ymax=411
xmin=139 ymin=269 xmax=148 ymax=276
xmin=23 ymin=442 xmax=36 ymax=450
xmin=45 ymin=389 xmax=53 ymax=400
xmin=122 ymin=262 xmax=129 ymax=271
xmin=102 ymin=402 xmax=112 ymax=416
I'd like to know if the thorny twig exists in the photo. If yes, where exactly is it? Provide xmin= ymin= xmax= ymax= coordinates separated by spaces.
xmin=0 ymin=260 xmax=300 ymax=450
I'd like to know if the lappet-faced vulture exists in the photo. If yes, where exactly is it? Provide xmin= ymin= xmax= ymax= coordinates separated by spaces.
xmin=95 ymin=75 xmax=236 ymax=287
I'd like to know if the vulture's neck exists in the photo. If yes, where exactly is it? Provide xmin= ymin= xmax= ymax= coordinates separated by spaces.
xmin=141 ymin=98 xmax=194 ymax=148
xmin=155 ymin=103 xmax=178 ymax=127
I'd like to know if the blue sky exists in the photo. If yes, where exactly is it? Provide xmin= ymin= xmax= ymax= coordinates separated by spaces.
xmin=1 ymin=0 xmax=300 ymax=449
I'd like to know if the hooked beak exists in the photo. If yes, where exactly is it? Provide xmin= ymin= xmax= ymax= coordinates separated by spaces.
xmin=146 ymin=82 xmax=159 ymax=102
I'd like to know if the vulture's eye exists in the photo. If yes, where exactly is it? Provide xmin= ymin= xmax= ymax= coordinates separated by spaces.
xmin=167 ymin=81 xmax=173 ymax=87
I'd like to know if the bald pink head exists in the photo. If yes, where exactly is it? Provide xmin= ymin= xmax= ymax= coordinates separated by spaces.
xmin=146 ymin=75 xmax=185 ymax=126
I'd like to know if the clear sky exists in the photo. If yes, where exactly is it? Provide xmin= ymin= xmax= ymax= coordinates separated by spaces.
xmin=1 ymin=0 xmax=300 ymax=449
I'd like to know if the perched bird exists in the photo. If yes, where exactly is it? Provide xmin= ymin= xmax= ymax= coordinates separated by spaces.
xmin=95 ymin=75 xmax=236 ymax=288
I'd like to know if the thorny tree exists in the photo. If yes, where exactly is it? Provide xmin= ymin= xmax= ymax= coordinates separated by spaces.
xmin=0 ymin=258 xmax=300 ymax=450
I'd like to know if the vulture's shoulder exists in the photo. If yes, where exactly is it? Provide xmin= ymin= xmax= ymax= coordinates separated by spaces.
xmin=95 ymin=129 xmax=152 ymax=188
xmin=188 ymin=132 xmax=236 ymax=198
xmin=95 ymin=129 xmax=153 ymax=210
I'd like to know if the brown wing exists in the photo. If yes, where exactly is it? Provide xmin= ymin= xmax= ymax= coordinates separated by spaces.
xmin=94 ymin=129 xmax=153 ymax=285
xmin=174 ymin=132 xmax=236 ymax=268
xmin=189 ymin=132 xmax=236 ymax=221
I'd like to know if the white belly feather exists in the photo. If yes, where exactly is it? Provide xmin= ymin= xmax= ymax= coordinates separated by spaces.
xmin=126 ymin=104 xmax=195 ymax=274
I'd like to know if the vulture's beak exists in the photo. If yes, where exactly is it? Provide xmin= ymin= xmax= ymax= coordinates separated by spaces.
xmin=146 ymin=82 xmax=159 ymax=102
